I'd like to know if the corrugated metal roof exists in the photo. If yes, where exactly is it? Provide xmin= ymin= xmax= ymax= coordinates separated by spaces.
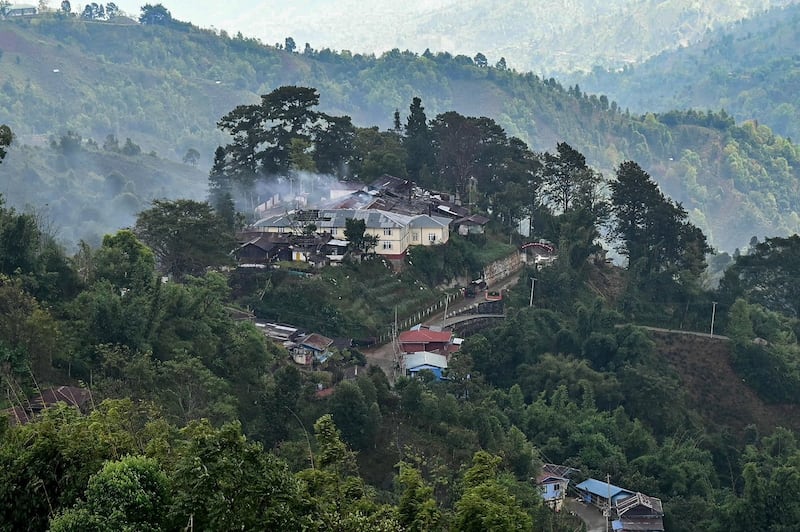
xmin=404 ymin=351 xmax=448 ymax=370
xmin=300 ymin=333 xmax=334 ymax=351
xmin=617 ymin=492 xmax=664 ymax=516
xmin=399 ymin=329 xmax=453 ymax=344
xmin=612 ymin=518 xmax=665 ymax=531
xmin=576 ymin=479 xmax=633 ymax=500
xmin=408 ymin=215 xmax=451 ymax=228
xmin=253 ymin=208 xmax=455 ymax=236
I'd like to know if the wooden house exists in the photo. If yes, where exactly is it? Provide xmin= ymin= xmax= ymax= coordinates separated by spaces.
xmin=612 ymin=492 xmax=665 ymax=532
xmin=291 ymin=333 xmax=334 ymax=365
xmin=454 ymin=214 xmax=490 ymax=235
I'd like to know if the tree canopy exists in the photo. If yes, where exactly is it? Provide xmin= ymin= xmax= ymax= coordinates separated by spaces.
xmin=133 ymin=199 xmax=234 ymax=279
xmin=215 ymin=86 xmax=355 ymax=187
xmin=610 ymin=161 xmax=710 ymax=282
xmin=0 ymin=125 xmax=11 ymax=163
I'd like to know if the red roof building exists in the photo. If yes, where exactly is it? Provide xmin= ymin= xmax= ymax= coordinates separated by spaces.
xmin=398 ymin=329 xmax=453 ymax=354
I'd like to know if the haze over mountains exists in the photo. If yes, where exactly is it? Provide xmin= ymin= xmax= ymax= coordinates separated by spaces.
xmin=109 ymin=0 xmax=800 ymax=74
xmin=566 ymin=2 xmax=800 ymax=141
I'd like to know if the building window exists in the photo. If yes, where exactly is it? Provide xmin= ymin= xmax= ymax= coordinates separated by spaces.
xmin=383 ymin=241 xmax=393 ymax=250
xmin=412 ymin=232 xmax=419 ymax=241
xmin=384 ymin=228 xmax=393 ymax=236
xmin=330 ymin=228 xmax=337 ymax=235
xmin=428 ymin=233 xmax=437 ymax=242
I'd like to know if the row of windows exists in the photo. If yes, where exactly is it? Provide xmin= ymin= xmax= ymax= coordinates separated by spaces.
xmin=323 ymin=228 xmax=438 ymax=244
xmin=412 ymin=232 xmax=438 ymax=242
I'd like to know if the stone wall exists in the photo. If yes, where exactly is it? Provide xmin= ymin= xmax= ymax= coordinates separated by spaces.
xmin=483 ymin=251 xmax=523 ymax=286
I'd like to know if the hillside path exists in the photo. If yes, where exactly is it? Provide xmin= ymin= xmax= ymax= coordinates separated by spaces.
xmin=362 ymin=273 xmax=521 ymax=382
xmin=564 ymin=499 xmax=606 ymax=532
xmin=632 ymin=324 xmax=729 ymax=341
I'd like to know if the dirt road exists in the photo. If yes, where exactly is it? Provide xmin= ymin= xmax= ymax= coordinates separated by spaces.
xmin=362 ymin=273 xmax=521 ymax=381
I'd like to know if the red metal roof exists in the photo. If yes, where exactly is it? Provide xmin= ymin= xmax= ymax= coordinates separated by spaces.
xmin=398 ymin=329 xmax=453 ymax=343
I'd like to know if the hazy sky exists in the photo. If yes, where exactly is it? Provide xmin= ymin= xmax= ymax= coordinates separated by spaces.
xmin=59 ymin=1 xmax=459 ymax=55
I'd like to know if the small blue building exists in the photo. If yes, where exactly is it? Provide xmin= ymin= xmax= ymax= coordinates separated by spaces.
xmin=537 ymin=464 xmax=576 ymax=511
xmin=403 ymin=351 xmax=448 ymax=380
xmin=575 ymin=478 xmax=635 ymax=510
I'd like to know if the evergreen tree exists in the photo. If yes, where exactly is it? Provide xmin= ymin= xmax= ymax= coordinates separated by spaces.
xmin=0 ymin=124 xmax=11 ymax=163
xmin=541 ymin=142 xmax=599 ymax=213
xmin=610 ymin=161 xmax=710 ymax=281
xmin=217 ymin=86 xmax=322 ymax=181
xmin=404 ymin=97 xmax=435 ymax=185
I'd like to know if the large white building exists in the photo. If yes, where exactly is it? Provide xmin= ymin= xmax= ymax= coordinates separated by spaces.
xmin=252 ymin=209 xmax=451 ymax=259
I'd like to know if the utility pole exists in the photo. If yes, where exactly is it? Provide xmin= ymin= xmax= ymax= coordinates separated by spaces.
xmin=529 ymin=277 xmax=537 ymax=307
xmin=710 ymin=301 xmax=718 ymax=338
xmin=393 ymin=306 xmax=400 ymax=381
xmin=606 ymin=473 xmax=611 ymax=532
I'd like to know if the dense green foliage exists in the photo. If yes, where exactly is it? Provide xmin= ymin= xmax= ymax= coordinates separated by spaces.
xmin=2 ymin=127 xmax=799 ymax=530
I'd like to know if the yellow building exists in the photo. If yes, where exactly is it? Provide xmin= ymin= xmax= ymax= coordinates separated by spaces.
xmin=252 ymin=209 xmax=451 ymax=259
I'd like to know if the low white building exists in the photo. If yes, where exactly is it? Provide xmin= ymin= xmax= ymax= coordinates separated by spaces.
xmin=1 ymin=4 xmax=37 ymax=17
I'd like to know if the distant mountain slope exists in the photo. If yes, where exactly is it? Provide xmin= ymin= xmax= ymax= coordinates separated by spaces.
xmin=110 ymin=0 xmax=800 ymax=75
xmin=2 ymin=15 xmax=800 ymax=251
xmin=568 ymin=3 xmax=800 ymax=142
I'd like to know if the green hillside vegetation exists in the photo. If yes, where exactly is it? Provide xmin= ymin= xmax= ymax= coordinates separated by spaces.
xmin=2 ymin=13 xmax=800 ymax=250
xmin=6 ymin=85 xmax=800 ymax=529
xmin=570 ymin=3 xmax=800 ymax=143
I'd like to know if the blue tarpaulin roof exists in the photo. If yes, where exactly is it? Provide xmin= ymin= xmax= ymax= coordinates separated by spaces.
xmin=576 ymin=479 xmax=633 ymax=501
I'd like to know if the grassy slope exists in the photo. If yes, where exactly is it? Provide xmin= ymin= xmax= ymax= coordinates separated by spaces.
xmin=652 ymin=330 xmax=800 ymax=438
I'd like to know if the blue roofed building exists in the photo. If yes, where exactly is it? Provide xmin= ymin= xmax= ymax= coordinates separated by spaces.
xmin=403 ymin=351 xmax=448 ymax=380
xmin=575 ymin=478 xmax=635 ymax=510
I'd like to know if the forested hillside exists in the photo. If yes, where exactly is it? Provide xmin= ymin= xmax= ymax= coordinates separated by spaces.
xmin=6 ymin=55 xmax=800 ymax=528
xmin=5 ymin=108 xmax=800 ymax=529
xmin=2 ymin=12 xmax=800 ymax=250
xmin=570 ymin=3 xmax=800 ymax=142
